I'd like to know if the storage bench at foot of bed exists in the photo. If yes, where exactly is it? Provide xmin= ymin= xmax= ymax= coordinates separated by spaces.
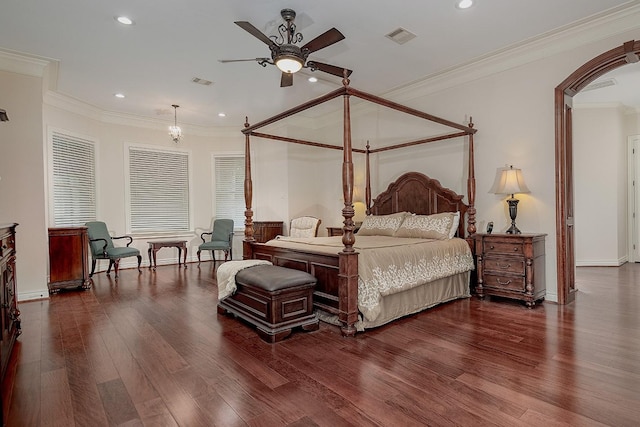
xmin=217 ymin=265 xmax=319 ymax=343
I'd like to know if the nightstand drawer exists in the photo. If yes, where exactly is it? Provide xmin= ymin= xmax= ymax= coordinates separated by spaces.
xmin=483 ymin=240 xmax=523 ymax=256
xmin=483 ymin=273 xmax=526 ymax=292
xmin=484 ymin=257 xmax=525 ymax=275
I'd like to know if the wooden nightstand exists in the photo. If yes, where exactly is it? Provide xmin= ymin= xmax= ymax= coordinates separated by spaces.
xmin=253 ymin=221 xmax=284 ymax=243
xmin=327 ymin=223 xmax=361 ymax=237
xmin=474 ymin=233 xmax=546 ymax=308
xmin=327 ymin=227 xmax=343 ymax=236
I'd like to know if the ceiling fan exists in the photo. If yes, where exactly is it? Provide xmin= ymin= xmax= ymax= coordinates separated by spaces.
xmin=219 ymin=9 xmax=352 ymax=87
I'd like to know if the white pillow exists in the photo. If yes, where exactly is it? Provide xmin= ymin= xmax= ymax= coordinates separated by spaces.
xmin=393 ymin=211 xmax=460 ymax=240
xmin=356 ymin=212 xmax=408 ymax=236
xmin=449 ymin=211 xmax=461 ymax=239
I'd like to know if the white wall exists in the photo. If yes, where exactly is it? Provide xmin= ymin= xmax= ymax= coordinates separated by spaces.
xmin=573 ymin=105 xmax=628 ymax=265
xmin=0 ymin=69 xmax=49 ymax=300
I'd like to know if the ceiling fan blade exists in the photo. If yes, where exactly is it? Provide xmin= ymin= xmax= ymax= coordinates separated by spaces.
xmin=280 ymin=72 xmax=294 ymax=87
xmin=301 ymin=28 xmax=345 ymax=53
xmin=218 ymin=58 xmax=270 ymax=63
xmin=308 ymin=61 xmax=353 ymax=78
xmin=235 ymin=21 xmax=278 ymax=48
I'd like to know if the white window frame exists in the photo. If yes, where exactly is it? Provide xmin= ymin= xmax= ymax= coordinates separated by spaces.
xmin=212 ymin=152 xmax=245 ymax=230
xmin=47 ymin=127 xmax=98 ymax=227
xmin=125 ymin=143 xmax=193 ymax=235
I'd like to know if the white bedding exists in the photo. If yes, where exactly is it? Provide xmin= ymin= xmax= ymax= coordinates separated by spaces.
xmin=265 ymin=235 xmax=474 ymax=323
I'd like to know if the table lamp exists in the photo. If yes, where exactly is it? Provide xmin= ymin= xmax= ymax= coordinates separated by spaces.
xmin=489 ymin=165 xmax=530 ymax=234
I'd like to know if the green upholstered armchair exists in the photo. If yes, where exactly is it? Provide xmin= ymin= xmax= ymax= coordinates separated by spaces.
xmin=197 ymin=219 xmax=234 ymax=265
xmin=85 ymin=221 xmax=142 ymax=278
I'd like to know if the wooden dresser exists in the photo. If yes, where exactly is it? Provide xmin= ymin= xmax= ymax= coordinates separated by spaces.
xmin=253 ymin=221 xmax=284 ymax=243
xmin=474 ymin=233 xmax=546 ymax=307
xmin=48 ymin=226 xmax=91 ymax=293
xmin=0 ymin=223 xmax=21 ymax=386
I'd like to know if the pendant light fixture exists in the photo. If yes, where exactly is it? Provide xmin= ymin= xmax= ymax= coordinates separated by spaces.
xmin=169 ymin=104 xmax=182 ymax=143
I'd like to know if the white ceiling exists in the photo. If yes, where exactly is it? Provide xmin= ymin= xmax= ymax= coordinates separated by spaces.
xmin=1 ymin=0 xmax=637 ymax=128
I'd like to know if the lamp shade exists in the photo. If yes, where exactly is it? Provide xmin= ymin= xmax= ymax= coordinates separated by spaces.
xmin=489 ymin=165 xmax=530 ymax=196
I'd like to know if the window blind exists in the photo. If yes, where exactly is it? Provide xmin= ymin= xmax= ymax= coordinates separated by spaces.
xmin=51 ymin=132 xmax=96 ymax=226
xmin=214 ymin=156 xmax=245 ymax=227
xmin=129 ymin=147 xmax=190 ymax=232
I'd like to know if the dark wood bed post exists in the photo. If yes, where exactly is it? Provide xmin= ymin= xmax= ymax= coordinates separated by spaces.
xmin=365 ymin=141 xmax=371 ymax=215
xmin=339 ymin=74 xmax=359 ymax=337
xmin=466 ymin=118 xmax=477 ymax=237
xmin=243 ymin=117 xmax=255 ymax=243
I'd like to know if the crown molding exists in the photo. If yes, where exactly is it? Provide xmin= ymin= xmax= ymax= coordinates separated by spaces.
xmin=43 ymin=90 xmax=240 ymax=138
xmin=386 ymin=2 xmax=640 ymax=102
xmin=0 ymin=48 xmax=52 ymax=77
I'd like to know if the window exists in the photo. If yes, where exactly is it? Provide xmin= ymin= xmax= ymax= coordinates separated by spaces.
xmin=128 ymin=146 xmax=191 ymax=233
xmin=50 ymin=131 xmax=96 ymax=226
xmin=213 ymin=155 xmax=245 ymax=227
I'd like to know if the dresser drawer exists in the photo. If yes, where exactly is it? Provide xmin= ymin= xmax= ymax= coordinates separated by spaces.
xmin=483 ymin=256 xmax=525 ymax=275
xmin=0 ymin=234 xmax=14 ymax=259
xmin=483 ymin=273 xmax=526 ymax=292
xmin=483 ymin=240 xmax=523 ymax=256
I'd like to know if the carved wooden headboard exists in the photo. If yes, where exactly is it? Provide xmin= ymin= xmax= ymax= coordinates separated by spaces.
xmin=370 ymin=172 xmax=469 ymax=238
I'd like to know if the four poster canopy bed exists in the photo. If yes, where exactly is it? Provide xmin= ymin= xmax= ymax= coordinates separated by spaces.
xmin=241 ymin=76 xmax=478 ymax=336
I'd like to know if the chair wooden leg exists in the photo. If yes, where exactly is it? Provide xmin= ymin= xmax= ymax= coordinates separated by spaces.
xmin=197 ymin=249 xmax=201 ymax=266
xmin=107 ymin=260 xmax=114 ymax=275
xmin=211 ymin=250 xmax=216 ymax=263
xmin=113 ymin=259 xmax=120 ymax=278
xmin=90 ymin=260 xmax=97 ymax=277
xmin=136 ymin=255 xmax=142 ymax=273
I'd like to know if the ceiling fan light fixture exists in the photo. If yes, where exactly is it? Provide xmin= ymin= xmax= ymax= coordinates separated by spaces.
xmin=276 ymin=57 xmax=303 ymax=73
xmin=274 ymin=44 xmax=305 ymax=73
xmin=275 ymin=56 xmax=303 ymax=73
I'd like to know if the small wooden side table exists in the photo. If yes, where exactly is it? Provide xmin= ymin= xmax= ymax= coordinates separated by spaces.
xmin=327 ymin=223 xmax=362 ymax=236
xmin=253 ymin=221 xmax=284 ymax=243
xmin=148 ymin=240 xmax=187 ymax=269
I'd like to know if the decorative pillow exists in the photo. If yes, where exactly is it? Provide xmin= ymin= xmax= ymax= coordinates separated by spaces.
xmin=393 ymin=212 xmax=459 ymax=240
xmin=356 ymin=212 xmax=408 ymax=236
xmin=448 ymin=211 xmax=461 ymax=239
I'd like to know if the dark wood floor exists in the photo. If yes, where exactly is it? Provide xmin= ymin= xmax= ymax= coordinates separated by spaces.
xmin=2 ymin=262 xmax=639 ymax=426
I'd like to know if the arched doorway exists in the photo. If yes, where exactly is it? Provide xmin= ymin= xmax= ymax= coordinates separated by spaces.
xmin=555 ymin=40 xmax=640 ymax=304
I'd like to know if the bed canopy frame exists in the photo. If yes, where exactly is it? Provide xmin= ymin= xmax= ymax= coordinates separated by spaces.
xmin=241 ymin=75 xmax=477 ymax=335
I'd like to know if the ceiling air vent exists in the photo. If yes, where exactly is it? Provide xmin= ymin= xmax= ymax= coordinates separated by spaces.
xmin=385 ymin=27 xmax=416 ymax=45
xmin=191 ymin=77 xmax=213 ymax=86
xmin=583 ymin=78 xmax=616 ymax=92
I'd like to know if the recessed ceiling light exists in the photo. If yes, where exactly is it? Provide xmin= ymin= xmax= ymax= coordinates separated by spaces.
xmin=308 ymin=76 xmax=318 ymax=83
xmin=218 ymin=112 xmax=226 ymax=117
xmin=115 ymin=16 xmax=134 ymax=25
xmin=456 ymin=0 xmax=474 ymax=9
xmin=114 ymin=93 xmax=125 ymax=98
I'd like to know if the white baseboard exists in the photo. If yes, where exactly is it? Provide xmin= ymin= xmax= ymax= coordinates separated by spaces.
xmin=576 ymin=255 xmax=628 ymax=267
xmin=18 ymin=289 xmax=50 ymax=302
